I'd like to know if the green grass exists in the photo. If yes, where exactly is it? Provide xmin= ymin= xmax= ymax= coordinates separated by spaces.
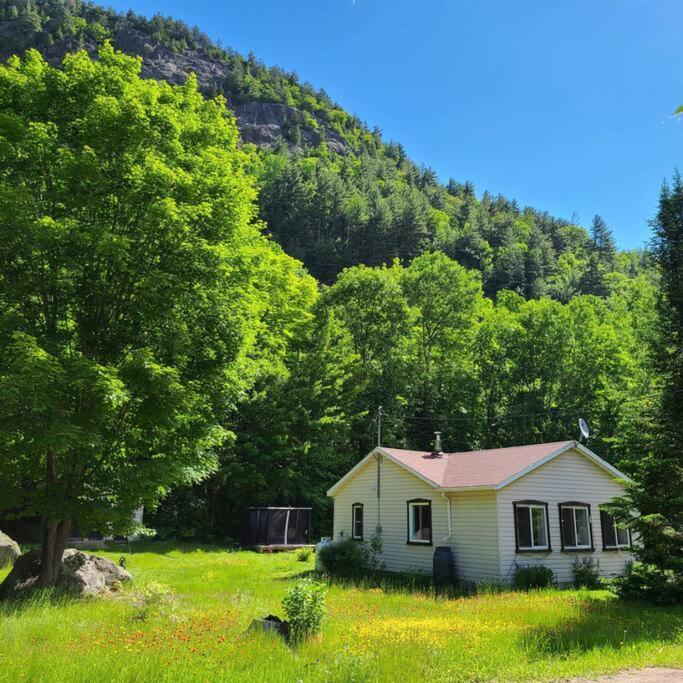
xmin=0 ymin=543 xmax=680 ymax=682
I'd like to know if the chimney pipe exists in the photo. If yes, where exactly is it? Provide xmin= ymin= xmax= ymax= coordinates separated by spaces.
xmin=433 ymin=431 xmax=442 ymax=455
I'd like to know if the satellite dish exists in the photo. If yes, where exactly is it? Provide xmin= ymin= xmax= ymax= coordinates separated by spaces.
xmin=579 ymin=418 xmax=590 ymax=441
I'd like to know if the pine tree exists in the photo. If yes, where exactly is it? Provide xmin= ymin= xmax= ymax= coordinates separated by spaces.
xmin=608 ymin=176 xmax=683 ymax=604
xmin=590 ymin=214 xmax=617 ymax=267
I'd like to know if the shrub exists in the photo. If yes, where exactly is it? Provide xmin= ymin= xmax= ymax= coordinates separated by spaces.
xmin=513 ymin=564 xmax=554 ymax=590
xmin=296 ymin=547 xmax=312 ymax=562
xmin=611 ymin=561 xmax=683 ymax=605
xmin=132 ymin=581 xmax=176 ymax=621
xmin=282 ymin=579 xmax=327 ymax=643
xmin=572 ymin=557 xmax=600 ymax=589
xmin=317 ymin=538 xmax=368 ymax=577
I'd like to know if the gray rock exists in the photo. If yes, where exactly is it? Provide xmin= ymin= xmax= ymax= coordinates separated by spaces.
xmin=0 ymin=548 xmax=131 ymax=600
xmin=0 ymin=530 xmax=20 ymax=569
xmin=0 ymin=23 xmax=350 ymax=156
xmin=59 ymin=548 xmax=132 ymax=596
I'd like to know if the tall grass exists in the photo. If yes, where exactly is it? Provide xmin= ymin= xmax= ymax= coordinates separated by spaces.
xmin=0 ymin=544 xmax=680 ymax=682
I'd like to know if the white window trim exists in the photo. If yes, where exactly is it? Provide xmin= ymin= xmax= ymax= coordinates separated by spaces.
xmin=561 ymin=504 xmax=593 ymax=550
xmin=351 ymin=503 xmax=363 ymax=540
xmin=517 ymin=504 xmax=550 ymax=551
xmin=408 ymin=500 xmax=431 ymax=544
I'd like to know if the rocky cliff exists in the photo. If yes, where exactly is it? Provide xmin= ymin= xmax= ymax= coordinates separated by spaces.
xmin=0 ymin=23 xmax=349 ymax=154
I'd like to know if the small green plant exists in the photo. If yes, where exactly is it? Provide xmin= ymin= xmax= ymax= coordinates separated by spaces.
xmin=296 ymin=547 xmax=312 ymax=562
xmin=282 ymin=578 xmax=327 ymax=643
xmin=572 ymin=557 xmax=600 ymax=589
xmin=132 ymin=581 xmax=176 ymax=621
xmin=513 ymin=564 xmax=554 ymax=590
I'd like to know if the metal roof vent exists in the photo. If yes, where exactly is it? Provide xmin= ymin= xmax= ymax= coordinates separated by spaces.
xmin=431 ymin=431 xmax=443 ymax=457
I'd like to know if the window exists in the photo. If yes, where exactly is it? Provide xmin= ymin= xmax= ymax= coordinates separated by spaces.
xmin=559 ymin=503 xmax=593 ymax=550
xmin=514 ymin=502 xmax=550 ymax=551
xmin=351 ymin=503 xmax=363 ymax=540
xmin=407 ymin=499 xmax=432 ymax=544
xmin=600 ymin=510 xmax=631 ymax=549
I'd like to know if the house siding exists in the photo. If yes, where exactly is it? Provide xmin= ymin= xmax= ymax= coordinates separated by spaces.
xmin=496 ymin=448 xmax=632 ymax=584
xmin=450 ymin=490 xmax=501 ymax=583
xmin=332 ymin=455 xmax=504 ymax=579
xmin=332 ymin=455 xmax=448 ymax=574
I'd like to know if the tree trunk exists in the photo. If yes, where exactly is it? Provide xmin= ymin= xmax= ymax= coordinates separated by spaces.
xmin=38 ymin=518 xmax=71 ymax=587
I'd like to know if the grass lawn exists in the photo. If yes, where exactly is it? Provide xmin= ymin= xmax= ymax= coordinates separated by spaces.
xmin=0 ymin=544 xmax=681 ymax=682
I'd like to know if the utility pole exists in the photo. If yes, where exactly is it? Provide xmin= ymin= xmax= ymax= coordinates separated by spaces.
xmin=377 ymin=405 xmax=382 ymax=447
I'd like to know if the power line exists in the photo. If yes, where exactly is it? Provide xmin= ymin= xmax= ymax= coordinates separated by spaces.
xmin=375 ymin=388 xmax=676 ymax=427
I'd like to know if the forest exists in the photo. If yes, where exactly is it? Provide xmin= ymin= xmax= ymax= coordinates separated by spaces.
xmin=0 ymin=0 xmax=679 ymax=600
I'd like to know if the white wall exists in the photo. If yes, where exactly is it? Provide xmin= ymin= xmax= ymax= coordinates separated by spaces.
xmin=496 ymin=448 xmax=632 ymax=584
xmin=450 ymin=490 xmax=501 ymax=583
xmin=332 ymin=455 xmax=503 ymax=579
xmin=332 ymin=454 xmax=448 ymax=574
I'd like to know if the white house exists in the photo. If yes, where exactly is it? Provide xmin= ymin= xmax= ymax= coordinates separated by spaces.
xmin=327 ymin=440 xmax=634 ymax=584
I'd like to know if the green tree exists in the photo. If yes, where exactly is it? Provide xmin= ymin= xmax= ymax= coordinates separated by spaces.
xmin=608 ymin=175 xmax=683 ymax=603
xmin=0 ymin=46 xmax=272 ymax=586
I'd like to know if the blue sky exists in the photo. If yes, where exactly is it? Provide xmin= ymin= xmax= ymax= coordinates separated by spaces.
xmin=108 ymin=0 xmax=682 ymax=249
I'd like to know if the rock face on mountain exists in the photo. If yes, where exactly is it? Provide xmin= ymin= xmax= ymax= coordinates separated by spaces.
xmin=0 ymin=24 xmax=349 ymax=155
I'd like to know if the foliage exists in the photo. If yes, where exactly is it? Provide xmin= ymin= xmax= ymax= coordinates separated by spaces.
xmin=611 ymin=562 xmax=683 ymax=606
xmin=0 ymin=44 xmax=312 ymax=583
xmin=317 ymin=538 xmax=369 ymax=578
xmin=0 ymin=0 xmax=654 ymax=292
xmin=513 ymin=564 xmax=554 ymax=590
xmin=607 ymin=173 xmax=683 ymax=604
xmin=281 ymin=578 xmax=327 ymax=643
xmin=132 ymin=581 xmax=176 ymax=621
xmin=296 ymin=547 xmax=312 ymax=562
xmin=572 ymin=557 xmax=601 ymax=589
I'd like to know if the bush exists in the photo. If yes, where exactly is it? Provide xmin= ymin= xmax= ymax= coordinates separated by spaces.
xmin=317 ymin=535 xmax=384 ymax=577
xmin=282 ymin=579 xmax=327 ymax=643
xmin=612 ymin=562 xmax=683 ymax=605
xmin=572 ymin=557 xmax=600 ymax=589
xmin=296 ymin=547 xmax=312 ymax=562
xmin=317 ymin=538 xmax=368 ymax=577
xmin=132 ymin=581 xmax=176 ymax=620
xmin=513 ymin=564 xmax=554 ymax=590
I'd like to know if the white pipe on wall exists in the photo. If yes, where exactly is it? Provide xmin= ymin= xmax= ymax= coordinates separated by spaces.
xmin=441 ymin=491 xmax=452 ymax=540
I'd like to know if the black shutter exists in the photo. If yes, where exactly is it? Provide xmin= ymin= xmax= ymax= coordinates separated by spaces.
xmin=601 ymin=511 xmax=617 ymax=548
xmin=560 ymin=507 xmax=576 ymax=548
xmin=515 ymin=505 xmax=532 ymax=548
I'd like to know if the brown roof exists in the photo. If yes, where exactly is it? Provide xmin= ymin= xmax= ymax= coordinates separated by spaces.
xmin=381 ymin=441 xmax=575 ymax=489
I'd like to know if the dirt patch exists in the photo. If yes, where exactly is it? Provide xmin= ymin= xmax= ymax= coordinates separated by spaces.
xmin=575 ymin=668 xmax=683 ymax=682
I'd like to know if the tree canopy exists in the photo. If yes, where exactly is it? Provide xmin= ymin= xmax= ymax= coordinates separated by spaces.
xmin=0 ymin=44 xmax=315 ymax=584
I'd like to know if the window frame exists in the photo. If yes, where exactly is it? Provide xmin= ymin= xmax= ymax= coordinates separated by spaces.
xmin=513 ymin=501 xmax=551 ymax=552
xmin=406 ymin=498 xmax=432 ymax=546
xmin=600 ymin=510 xmax=631 ymax=550
xmin=558 ymin=502 xmax=594 ymax=552
xmin=351 ymin=503 xmax=364 ymax=541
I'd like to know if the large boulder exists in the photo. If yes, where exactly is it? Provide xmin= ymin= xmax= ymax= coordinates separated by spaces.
xmin=0 ymin=530 xmax=20 ymax=569
xmin=0 ymin=548 xmax=132 ymax=600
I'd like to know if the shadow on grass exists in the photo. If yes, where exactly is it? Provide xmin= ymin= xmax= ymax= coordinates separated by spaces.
xmin=0 ymin=587 xmax=82 ymax=615
xmin=96 ymin=540 xmax=240 ymax=556
xmin=522 ymin=596 xmax=683 ymax=657
xmin=280 ymin=569 xmax=482 ymax=599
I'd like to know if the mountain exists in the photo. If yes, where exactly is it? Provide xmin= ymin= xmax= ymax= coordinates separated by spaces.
xmin=0 ymin=0 xmax=651 ymax=291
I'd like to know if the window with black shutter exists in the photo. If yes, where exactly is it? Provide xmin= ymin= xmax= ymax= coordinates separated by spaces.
xmin=559 ymin=503 xmax=593 ymax=550
xmin=600 ymin=510 xmax=631 ymax=549
xmin=513 ymin=501 xmax=550 ymax=551
xmin=352 ymin=503 xmax=363 ymax=540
